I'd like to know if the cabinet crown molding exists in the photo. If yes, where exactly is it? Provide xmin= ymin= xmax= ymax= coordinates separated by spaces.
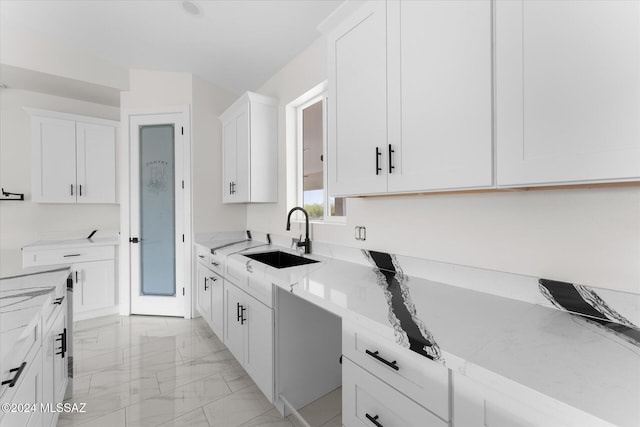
xmin=24 ymin=108 xmax=119 ymax=127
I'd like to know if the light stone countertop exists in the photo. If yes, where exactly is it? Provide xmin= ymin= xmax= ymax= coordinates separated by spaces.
xmin=206 ymin=238 xmax=640 ymax=427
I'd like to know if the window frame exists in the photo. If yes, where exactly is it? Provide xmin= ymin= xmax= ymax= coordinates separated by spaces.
xmin=295 ymin=88 xmax=346 ymax=224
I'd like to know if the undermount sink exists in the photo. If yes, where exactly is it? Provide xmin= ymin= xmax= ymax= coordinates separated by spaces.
xmin=243 ymin=251 xmax=319 ymax=269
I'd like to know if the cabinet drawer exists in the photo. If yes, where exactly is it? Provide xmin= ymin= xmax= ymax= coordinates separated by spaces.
xmin=343 ymin=320 xmax=449 ymax=420
xmin=42 ymin=280 xmax=67 ymax=335
xmin=209 ymin=252 xmax=225 ymax=276
xmin=0 ymin=321 xmax=40 ymax=400
xmin=196 ymin=245 xmax=210 ymax=267
xmin=343 ymin=358 xmax=447 ymax=427
xmin=23 ymin=245 xmax=114 ymax=267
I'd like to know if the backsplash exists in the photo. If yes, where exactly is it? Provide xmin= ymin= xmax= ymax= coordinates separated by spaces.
xmin=249 ymin=230 xmax=640 ymax=329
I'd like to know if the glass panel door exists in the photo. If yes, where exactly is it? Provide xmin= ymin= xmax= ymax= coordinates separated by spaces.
xmin=139 ymin=124 xmax=175 ymax=296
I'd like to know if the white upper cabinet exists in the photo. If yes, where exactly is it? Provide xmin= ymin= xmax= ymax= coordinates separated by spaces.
xmin=30 ymin=109 xmax=118 ymax=204
xmin=387 ymin=0 xmax=493 ymax=193
xmin=327 ymin=0 xmax=388 ymax=196
xmin=220 ymin=92 xmax=277 ymax=204
xmin=76 ymin=122 xmax=117 ymax=203
xmin=324 ymin=0 xmax=493 ymax=197
xmin=496 ymin=0 xmax=640 ymax=187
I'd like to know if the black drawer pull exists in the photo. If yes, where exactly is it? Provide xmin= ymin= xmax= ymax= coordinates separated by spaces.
xmin=388 ymin=144 xmax=395 ymax=173
xmin=365 ymin=350 xmax=399 ymax=371
xmin=204 ymin=277 xmax=209 ymax=291
xmin=2 ymin=362 xmax=27 ymax=387
xmin=209 ymin=276 xmax=218 ymax=282
xmin=239 ymin=305 xmax=246 ymax=325
xmin=55 ymin=328 xmax=67 ymax=358
xmin=198 ymin=255 xmax=205 ymax=259
xmin=366 ymin=413 xmax=383 ymax=427
xmin=53 ymin=296 xmax=65 ymax=305
xmin=237 ymin=302 xmax=241 ymax=322
xmin=211 ymin=261 xmax=220 ymax=267
xmin=375 ymin=147 xmax=382 ymax=175
xmin=63 ymin=254 xmax=81 ymax=257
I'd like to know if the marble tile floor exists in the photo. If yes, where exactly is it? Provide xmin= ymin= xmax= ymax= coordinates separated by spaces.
xmin=58 ymin=314 xmax=341 ymax=427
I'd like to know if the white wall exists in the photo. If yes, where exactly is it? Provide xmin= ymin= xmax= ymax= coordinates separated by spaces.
xmin=192 ymin=76 xmax=246 ymax=232
xmin=0 ymin=21 xmax=128 ymax=91
xmin=0 ymin=88 xmax=120 ymax=253
xmin=247 ymin=37 xmax=640 ymax=295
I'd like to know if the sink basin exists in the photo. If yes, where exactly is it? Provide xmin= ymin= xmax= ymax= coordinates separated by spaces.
xmin=243 ymin=251 xmax=319 ymax=269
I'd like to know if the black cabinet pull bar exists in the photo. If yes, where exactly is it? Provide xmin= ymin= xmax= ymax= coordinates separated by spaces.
xmin=366 ymin=413 xmax=383 ymax=427
xmin=63 ymin=254 xmax=81 ymax=257
xmin=365 ymin=350 xmax=399 ymax=371
xmin=388 ymin=144 xmax=395 ymax=174
xmin=2 ymin=362 xmax=27 ymax=387
xmin=53 ymin=296 xmax=64 ymax=305
xmin=375 ymin=147 xmax=382 ymax=175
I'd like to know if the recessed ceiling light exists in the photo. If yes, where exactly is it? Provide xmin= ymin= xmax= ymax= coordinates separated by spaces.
xmin=182 ymin=1 xmax=201 ymax=16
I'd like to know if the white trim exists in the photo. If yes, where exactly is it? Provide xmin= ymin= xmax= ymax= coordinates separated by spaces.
xmin=287 ymin=81 xmax=346 ymax=224
xmin=24 ymin=108 xmax=119 ymax=127
xmin=120 ymin=105 xmax=192 ymax=318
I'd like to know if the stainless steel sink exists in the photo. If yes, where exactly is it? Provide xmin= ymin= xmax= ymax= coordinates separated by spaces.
xmin=243 ymin=251 xmax=319 ymax=269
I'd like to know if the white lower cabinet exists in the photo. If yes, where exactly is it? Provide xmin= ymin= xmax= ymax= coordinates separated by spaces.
xmin=0 ymin=350 xmax=43 ymax=427
xmin=342 ymin=320 xmax=450 ymax=427
xmin=223 ymin=281 xmax=274 ymax=402
xmin=73 ymin=259 xmax=115 ymax=316
xmin=196 ymin=260 xmax=224 ymax=340
xmin=343 ymin=358 xmax=447 ymax=427
xmin=42 ymin=306 xmax=68 ymax=427
xmin=22 ymin=243 xmax=117 ymax=320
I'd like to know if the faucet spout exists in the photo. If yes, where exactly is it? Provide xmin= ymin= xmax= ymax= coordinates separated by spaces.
xmin=286 ymin=207 xmax=311 ymax=254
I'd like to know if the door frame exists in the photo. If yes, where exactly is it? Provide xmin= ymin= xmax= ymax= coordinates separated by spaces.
xmin=120 ymin=105 xmax=192 ymax=318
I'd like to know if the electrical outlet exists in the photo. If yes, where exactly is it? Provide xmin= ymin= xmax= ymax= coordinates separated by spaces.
xmin=354 ymin=226 xmax=367 ymax=241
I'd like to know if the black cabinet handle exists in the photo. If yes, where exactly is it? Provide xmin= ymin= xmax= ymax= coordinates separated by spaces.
xmin=55 ymin=328 xmax=67 ymax=358
xmin=237 ymin=302 xmax=241 ymax=322
xmin=209 ymin=276 xmax=217 ymax=282
xmin=365 ymin=350 xmax=399 ymax=371
xmin=388 ymin=144 xmax=395 ymax=174
xmin=366 ymin=414 xmax=383 ymax=427
xmin=53 ymin=296 xmax=65 ymax=305
xmin=79 ymin=184 xmax=83 ymax=196
xmin=239 ymin=305 xmax=246 ymax=325
xmin=211 ymin=261 xmax=220 ymax=267
xmin=375 ymin=147 xmax=382 ymax=175
xmin=231 ymin=182 xmax=236 ymax=194
xmin=1 ymin=362 xmax=27 ymax=387
xmin=75 ymin=271 xmax=79 ymax=284
xmin=229 ymin=182 xmax=232 ymax=195
xmin=204 ymin=277 xmax=209 ymax=291
xmin=70 ymin=184 xmax=74 ymax=196
xmin=63 ymin=254 xmax=81 ymax=257
xmin=198 ymin=255 xmax=205 ymax=259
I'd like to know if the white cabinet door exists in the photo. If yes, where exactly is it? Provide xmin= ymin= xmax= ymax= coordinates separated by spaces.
xmin=196 ymin=263 xmax=212 ymax=322
xmin=327 ymin=0 xmax=388 ymax=196
xmin=74 ymin=259 xmax=115 ymax=314
xmin=222 ymin=105 xmax=250 ymax=203
xmin=224 ymin=282 xmax=245 ymax=362
xmin=209 ymin=274 xmax=224 ymax=341
xmin=387 ymin=0 xmax=493 ymax=192
xmin=31 ymin=117 xmax=77 ymax=203
xmin=42 ymin=306 xmax=67 ymax=427
xmin=0 ymin=350 xmax=43 ymax=427
xmin=243 ymin=296 xmax=273 ymax=402
xmin=496 ymin=0 xmax=640 ymax=186
xmin=76 ymin=122 xmax=117 ymax=203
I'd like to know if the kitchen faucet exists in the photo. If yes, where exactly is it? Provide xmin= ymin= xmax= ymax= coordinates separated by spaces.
xmin=286 ymin=207 xmax=311 ymax=254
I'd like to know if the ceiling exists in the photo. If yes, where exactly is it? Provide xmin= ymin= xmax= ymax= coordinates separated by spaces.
xmin=0 ymin=0 xmax=342 ymax=95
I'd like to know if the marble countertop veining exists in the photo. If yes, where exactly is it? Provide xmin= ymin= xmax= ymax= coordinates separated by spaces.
xmin=0 ymin=265 xmax=70 ymax=366
xmin=207 ymin=239 xmax=640 ymax=427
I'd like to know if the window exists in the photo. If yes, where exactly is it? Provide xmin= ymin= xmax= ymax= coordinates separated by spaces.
xmin=297 ymin=91 xmax=346 ymax=221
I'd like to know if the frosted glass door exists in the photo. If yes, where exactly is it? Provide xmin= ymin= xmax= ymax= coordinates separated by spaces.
xmin=139 ymin=125 xmax=176 ymax=296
